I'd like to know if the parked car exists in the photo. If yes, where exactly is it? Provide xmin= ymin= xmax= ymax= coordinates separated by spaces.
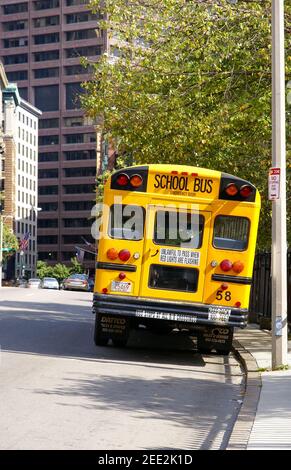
xmin=27 ymin=278 xmax=41 ymax=288
xmin=15 ymin=278 xmax=27 ymax=288
xmin=62 ymin=274 xmax=89 ymax=292
xmin=40 ymin=277 xmax=59 ymax=290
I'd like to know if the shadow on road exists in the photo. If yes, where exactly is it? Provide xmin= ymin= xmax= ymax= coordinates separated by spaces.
xmin=0 ymin=299 xmax=207 ymax=369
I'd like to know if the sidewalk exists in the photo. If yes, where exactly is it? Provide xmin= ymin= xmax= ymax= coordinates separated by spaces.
xmin=231 ymin=324 xmax=291 ymax=450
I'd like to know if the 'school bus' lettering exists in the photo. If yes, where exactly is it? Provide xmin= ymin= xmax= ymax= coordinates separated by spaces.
xmin=154 ymin=174 xmax=213 ymax=194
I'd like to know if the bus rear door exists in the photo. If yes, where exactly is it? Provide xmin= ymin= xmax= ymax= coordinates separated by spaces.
xmin=139 ymin=204 xmax=211 ymax=303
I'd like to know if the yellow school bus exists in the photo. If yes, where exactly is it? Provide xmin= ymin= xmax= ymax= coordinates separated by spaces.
xmin=93 ymin=164 xmax=260 ymax=354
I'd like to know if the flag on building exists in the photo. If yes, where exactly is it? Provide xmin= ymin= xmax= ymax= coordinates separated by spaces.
xmin=76 ymin=247 xmax=85 ymax=264
xmin=19 ymin=231 xmax=30 ymax=251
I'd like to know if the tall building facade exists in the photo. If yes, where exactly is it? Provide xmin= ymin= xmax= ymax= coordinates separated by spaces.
xmin=0 ymin=0 xmax=107 ymax=272
xmin=2 ymin=82 xmax=41 ymax=279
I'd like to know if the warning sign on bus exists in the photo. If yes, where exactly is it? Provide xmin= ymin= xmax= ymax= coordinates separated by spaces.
xmin=159 ymin=248 xmax=200 ymax=266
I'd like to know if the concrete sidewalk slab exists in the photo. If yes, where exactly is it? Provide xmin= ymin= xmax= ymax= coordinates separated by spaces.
xmin=232 ymin=324 xmax=291 ymax=450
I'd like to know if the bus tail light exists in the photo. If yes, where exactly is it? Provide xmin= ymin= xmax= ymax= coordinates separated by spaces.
xmin=235 ymin=301 xmax=241 ymax=308
xmin=233 ymin=261 xmax=244 ymax=273
xmin=102 ymin=287 xmax=108 ymax=294
xmin=107 ymin=248 xmax=119 ymax=260
xmin=130 ymin=174 xmax=143 ymax=188
xmin=225 ymin=183 xmax=239 ymax=196
xmin=240 ymin=185 xmax=253 ymax=198
xmin=116 ymin=173 xmax=129 ymax=186
xmin=119 ymin=272 xmax=126 ymax=280
xmin=119 ymin=249 xmax=131 ymax=262
xmin=221 ymin=283 xmax=228 ymax=291
xmin=220 ymin=259 xmax=232 ymax=272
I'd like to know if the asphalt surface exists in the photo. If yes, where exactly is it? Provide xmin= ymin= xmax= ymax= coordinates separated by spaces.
xmin=0 ymin=287 xmax=244 ymax=450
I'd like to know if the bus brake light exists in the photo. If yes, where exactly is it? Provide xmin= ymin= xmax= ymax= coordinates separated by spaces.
xmin=240 ymin=185 xmax=253 ymax=198
xmin=119 ymin=249 xmax=131 ymax=261
xmin=225 ymin=183 xmax=239 ymax=196
xmin=116 ymin=173 xmax=129 ymax=186
xmin=220 ymin=259 xmax=232 ymax=272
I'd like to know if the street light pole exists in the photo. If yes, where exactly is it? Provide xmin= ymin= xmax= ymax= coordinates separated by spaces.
xmin=271 ymin=0 xmax=288 ymax=369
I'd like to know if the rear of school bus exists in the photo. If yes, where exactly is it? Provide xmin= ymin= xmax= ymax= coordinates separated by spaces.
xmin=93 ymin=164 xmax=260 ymax=354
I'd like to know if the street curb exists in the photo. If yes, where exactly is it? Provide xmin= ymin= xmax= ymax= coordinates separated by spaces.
xmin=226 ymin=338 xmax=262 ymax=450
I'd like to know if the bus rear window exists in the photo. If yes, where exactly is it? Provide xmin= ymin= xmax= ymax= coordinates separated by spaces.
xmin=109 ymin=204 xmax=145 ymax=240
xmin=213 ymin=216 xmax=250 ymax=251
xmin=149 ymin=265 xmax=198 ymax=292
xmin=154 ymin=211 xmax=204 ymax=249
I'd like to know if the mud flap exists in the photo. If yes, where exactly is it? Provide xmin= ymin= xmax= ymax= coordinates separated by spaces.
xmin=197 ymin=326 xmax=233 ymax=353
xmin=97 ymin=313 xmax=130 ymax=343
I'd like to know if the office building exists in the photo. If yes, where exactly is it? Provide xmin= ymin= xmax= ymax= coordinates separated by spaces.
xmin=0 ymin=0 xmax=107 ymax=272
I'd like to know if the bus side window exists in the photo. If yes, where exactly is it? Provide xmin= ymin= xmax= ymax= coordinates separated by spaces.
xmin=213 ymin=215 xmax=250 ymax=251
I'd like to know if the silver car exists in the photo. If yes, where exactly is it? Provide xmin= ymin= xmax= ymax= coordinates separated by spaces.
xmin=40 ymin=277 xmax=59 ymax=290
xmin=27 ymin=278 xmax=41 ymax=288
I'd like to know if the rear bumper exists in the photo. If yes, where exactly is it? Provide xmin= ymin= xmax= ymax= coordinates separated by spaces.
xmin=93 ymin=294 xmax=248 ymax=328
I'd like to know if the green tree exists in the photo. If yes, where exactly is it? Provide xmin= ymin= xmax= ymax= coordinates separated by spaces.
xmin=36 ymin=260 xmax=52 ymax=279
xmin=70 ymin=256 xmax=84 ymax=274
xmin=82 ymin=0 xmax=291 ymax=249
xmin=3 ymin=223 xmax=18 ymax=261
xmin=51 ymin=263 xmax=71 ymax=284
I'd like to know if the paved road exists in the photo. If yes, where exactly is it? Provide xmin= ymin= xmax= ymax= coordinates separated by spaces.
xmin=0 ymin=287 xmax=244 ymax=450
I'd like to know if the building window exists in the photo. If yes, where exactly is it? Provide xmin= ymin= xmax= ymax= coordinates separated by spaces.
xmin=66 ymin=29 xmax=96 ymax=41
xmin=34 ymin=68 xmax=59 ymax=79
xmin=63 ymin=201 xmax=94 ymax=211
xmin=39 ymin=118 xmax=59 ymax=129
xmin=38 ymin=219 xmax=58 ymax=228
xmin=39 ymin=152 xmax=59 ymax=162
xmin=34 ymin=50 xmax=59 ymax=62
xmin=63 ymin=117 xmax=84 ymax=127
xmin=64 ymin=150 xmax=96 ymax=160
xmin=63 ymin=184 xmax=95 ymax=194
xmin=39 ymin=169 xmax=58 ymax=179
xmin=64 ymin=167 xmax=96 ymax=178
xmin=37 ymin=235 xmax=58 ymax=244
xmin=65 ymin=83 xmax=84 ymax=110
xmin=40 ymin=202 xmax=58 ymax=212
xmin=66 ymin=46 xmax=102 ymax=59
xmin=34 ymin=33 xmax=59 ymax=45
xmin=39 ymin=135 xmax=59 ymax=146
xmin=34 ymin=0 xmax=59 ymax=10
xmin=63 ymin=218 xmax=91 ymax=228
xmin=35 ymin=85 xmax=59 ymax=111
xmin=39 ymin=185 xmax=58 ymax=195
xmin=33 ymin=16 xmax=59 ymax=28
xmin=64 ymin=134 xmax=84 ymax=144
xmin=4 ymin=37 xmax=28 ymax=48
xmin=66 ymin=0 xmax=89 ymax=5
xmin=4 ymin=54 xmax=28 ymax=65
xmin=65 ymin=65 xmax=92 ymax=76
xmin=19 ymin=88 xmax=28 ymax=100
xmin=38 ymin=251 xmax=58 ymax=261
xmin=6 ymin=71 xmax=28 ymax=81
xmin=3 ymin=3 xmax=28 ymax=14
xmin=3 ymin=20 xmax=28 ymax=31
xmin=66 ymin=12 xmax=99 ymax=24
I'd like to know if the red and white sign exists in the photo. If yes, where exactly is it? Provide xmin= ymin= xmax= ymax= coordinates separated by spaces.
xmin=268 ymin=168 xmax=281 ymax=200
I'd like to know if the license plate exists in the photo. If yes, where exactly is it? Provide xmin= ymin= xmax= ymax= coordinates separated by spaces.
xmin=208 ymin=307 xmax=231 ymax=324
xmin=111 ymin=281 xmax=132 ymax=293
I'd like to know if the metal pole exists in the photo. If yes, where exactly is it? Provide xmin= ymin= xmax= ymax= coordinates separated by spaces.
xmin=0 ymin=214 xmax=3 ymax=287
xmin=271 ymin=0 xmax=288 ymax=369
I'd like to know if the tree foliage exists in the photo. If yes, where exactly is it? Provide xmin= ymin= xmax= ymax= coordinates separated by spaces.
xmin=3 ymin=223 xmax=19 ymax=261
xmin=83 ymin=0 xmax=291 ymax=249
